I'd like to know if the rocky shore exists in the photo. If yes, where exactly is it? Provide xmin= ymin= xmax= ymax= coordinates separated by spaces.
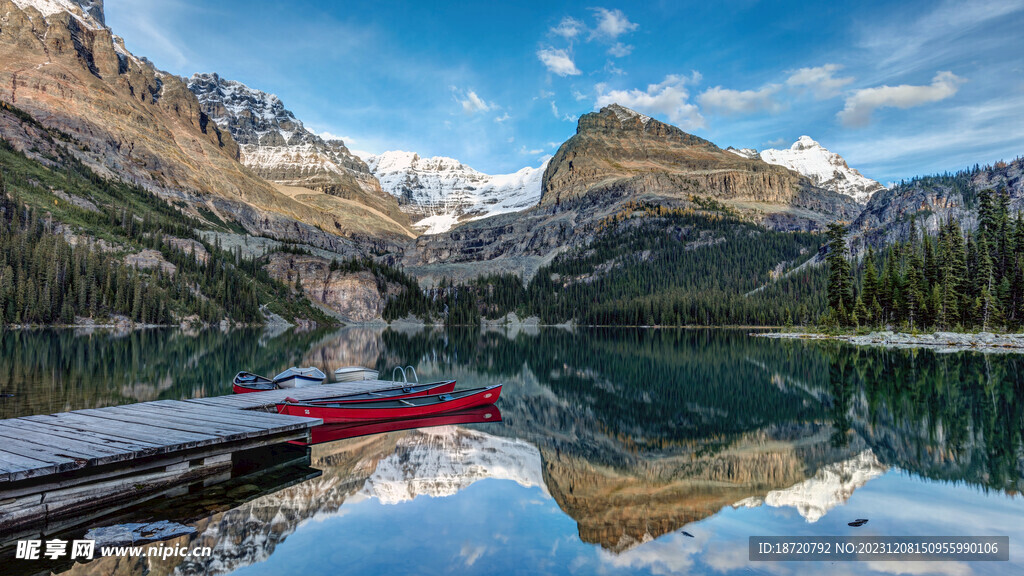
xmin=757 ymin=330 xmax=1024 ymax=353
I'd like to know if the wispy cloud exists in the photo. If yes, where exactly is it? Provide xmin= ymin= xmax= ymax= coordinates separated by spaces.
xmin=838 ymin=71 xmax=965 ymax=126
xmin=786 ymin=64 xmax=854 ymax=99
xmin=861 ymin=0 xmax=1023 ymax=75
xmin=549 ymin=101 xmax=577 ymax=122
xmin=550 ymin=16 xmax=585 ymax=40
xmin=595 ymin=73 xmax=705 ymax=129
xmin=607 ymin=42 xmax=633 ymax=57
xmin=493 ymin=112 xmax=511 ymax=123
xmin=451 ymin=87 xmax=496 ymax=114
xmin=698 ymin=84 xmax=783 ymax=116
xmin=537 ymin=48 xmax=581 ymax=76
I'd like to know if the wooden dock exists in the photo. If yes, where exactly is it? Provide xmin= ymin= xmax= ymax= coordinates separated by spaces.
xmin=0 ymin=379 xmax=401 ymax=533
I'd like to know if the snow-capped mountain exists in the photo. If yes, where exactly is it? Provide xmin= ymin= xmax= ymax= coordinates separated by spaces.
xmin=363 ymin=151 xmax=546 ymax=234
xmin=728 ymin=136 xmax=883 ymax=203
xmin=188 ymin=73 xmax=376 ymax=193
xmin=188 ymin=73 xmax=410 ymax=228
xmin=361 ymin=425 xmax=547 ymax=504
xmin=733 ymin=450 xmax=887 ymax=522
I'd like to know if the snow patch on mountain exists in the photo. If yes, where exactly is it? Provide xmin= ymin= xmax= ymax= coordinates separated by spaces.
xmin=360 ymin=426 xmax=547 ymax=504
xmin=11 ymin=0 xmax=104 ymax=27
xmin=363 ymin=151 xmax=546 ymax=234
xmin=737 ymin=136 xmax=883 ymax=203
xmin=733 ymin=450 xmax=887 ymax=522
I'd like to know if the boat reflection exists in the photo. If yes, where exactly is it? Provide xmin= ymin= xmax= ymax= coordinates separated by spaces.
xmin=299 ymin=405 xmax=503 ymax=445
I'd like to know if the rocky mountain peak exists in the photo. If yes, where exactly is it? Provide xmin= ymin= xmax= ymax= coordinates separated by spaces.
xmin=187 ymin=72 xmax=410 ymax=230
xmin=188 ymin=73 xmax=304 ymax=147
xmin=575 ymin=104 xmax=719 ymax=152
xmin=605 ymin=103 xmax=652 ymax=125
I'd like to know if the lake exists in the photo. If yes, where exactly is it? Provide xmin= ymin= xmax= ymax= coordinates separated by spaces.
xmin=1 ymin=326 xmax=1022 ymax=575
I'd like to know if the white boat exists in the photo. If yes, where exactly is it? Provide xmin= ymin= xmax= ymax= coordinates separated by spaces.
xmin=333 ymin=366 xmax=379 ymax=382
xmin=272 ymin=367 xmax=326 ymax=388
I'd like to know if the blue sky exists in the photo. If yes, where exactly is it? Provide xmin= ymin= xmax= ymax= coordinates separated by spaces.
xmin=106 ymin=0 xmax=1023 ymax=184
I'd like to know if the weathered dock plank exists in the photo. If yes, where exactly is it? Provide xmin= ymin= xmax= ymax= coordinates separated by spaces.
xmin=0 ymin=379 xmax=399 ymax=485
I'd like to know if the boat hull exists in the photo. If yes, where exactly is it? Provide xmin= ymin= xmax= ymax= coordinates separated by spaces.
xmin=233 ymin=382 xmax=276 ymax=394
xmin=276 ymin=385 xmax=502 ymax=423
xmin=296 ymin=405 xmax=502 ymax=445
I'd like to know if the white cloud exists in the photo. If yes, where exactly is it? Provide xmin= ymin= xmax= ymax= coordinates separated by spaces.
xmin=572 ymin=89 xmax=588 ymax=101
xmin=590 ymin=8 xmax=638 ymax=41
xmin=786 ymin=64 xmax=854 ymax=99
xmin=494 ymin=112 xmax=511 ymax=123
xmin=838 ymin=71 xmax=965 ymax=126
xmin=595 ymin=73 xmax=705 ymax=129
xmin=537 ymin=48 xmax=581 ymax=76
xmin=698 ymin=84 xmax=783 ymax=116
xmin=519 ymin=145 xmax=545 ymax=155
xmin=608 ymin=42 xmax=633 ymax=57
xmin=551 ymin=16 xmax=585 ymax=40
xmin=451 ymin=88 xmax=495 ymax=114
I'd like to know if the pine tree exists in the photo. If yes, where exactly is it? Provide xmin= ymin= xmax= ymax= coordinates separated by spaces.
xmin=825 ymin=223 xmax=852 ymax=318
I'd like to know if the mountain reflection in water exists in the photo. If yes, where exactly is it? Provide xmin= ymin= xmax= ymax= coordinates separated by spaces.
xmin=0 ymin=326 xmax=1016 ymax=575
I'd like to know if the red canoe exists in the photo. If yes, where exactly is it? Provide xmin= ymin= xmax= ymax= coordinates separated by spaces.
xmin=295 ymin=405 xmax=503 ymax=445
xmin=276 ymin=384 xmax=502 ymax=423
xmin=288 ymin=380 xmax=456 ymax=404
xmin=232 ymin=372 xmax=275 ymax=394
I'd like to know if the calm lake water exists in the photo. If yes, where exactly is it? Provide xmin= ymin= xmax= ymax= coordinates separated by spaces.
xmin=1 ymin=326 xmax=1022 ymax=575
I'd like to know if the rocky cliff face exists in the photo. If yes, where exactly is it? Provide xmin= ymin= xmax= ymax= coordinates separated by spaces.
xmin=188 ymin=73 xmax=410 ymax=231
xmin=364 ymin=150 xmax=545 ymax=234
xmin=730 ymin=136 xmax=884 ymax=203
xmin=263 ymin=253 xmax=400 ymax=323
xmin=849 ymin=157 xmax=1024 ymax=249
xmin=0 ymin=0 xmax=409 ymax=252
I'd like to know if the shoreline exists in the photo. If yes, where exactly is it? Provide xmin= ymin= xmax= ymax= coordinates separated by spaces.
xmin=757 ymin=330 xmax=1024 ymax=353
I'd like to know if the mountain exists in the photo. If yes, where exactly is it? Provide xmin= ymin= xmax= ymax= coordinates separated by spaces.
xmin=728 ymin=136 xmax=883 ymax=203
xmin=401 ymin=104 xmax=861 ymax=283
xmin=0 ymin=0 xmax=409 ymax=252
xmin=540 ymin=105 xmax=860 ymax=222
xmin=363 ymin=151 xmax=545 ymax=234
xmin=359 ymin=426 xmax=547 ymax=504
xmin=850 ymin=157 xmax=1024 ymax=248
xmin=188 ymin=73 xmax=411 ymax=233
xmin=733 ymin=450 xmax=887 ymax=522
